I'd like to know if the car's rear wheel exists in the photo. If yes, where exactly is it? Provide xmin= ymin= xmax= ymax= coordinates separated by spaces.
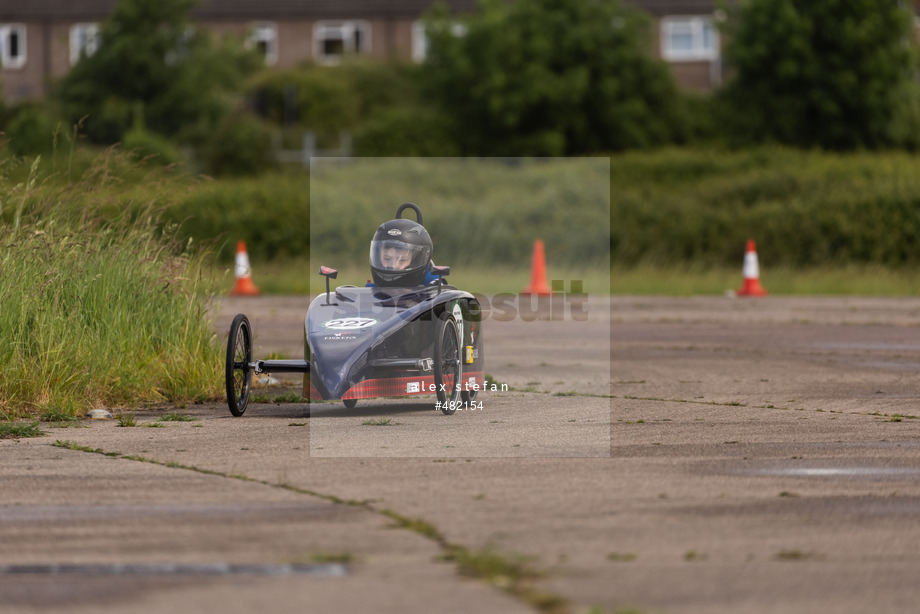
xmin=225 ymin=314 xmax=253 ymax=417
xmin=434 ymin=312 xmax=463 ymax=415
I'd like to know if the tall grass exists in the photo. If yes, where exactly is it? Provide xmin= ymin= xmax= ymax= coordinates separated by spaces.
xmin=0 ymin=152 xmax=221 ymax=419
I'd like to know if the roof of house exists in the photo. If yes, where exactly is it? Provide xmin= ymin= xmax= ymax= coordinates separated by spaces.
xmin=5 ymin=0 xmax=917 ymax=21
xmin=0 ymin=0 xmax=480 ymax=21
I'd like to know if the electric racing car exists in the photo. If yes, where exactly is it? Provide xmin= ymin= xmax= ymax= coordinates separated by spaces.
xmin=225 ymin=203 xmax=484 ymax=416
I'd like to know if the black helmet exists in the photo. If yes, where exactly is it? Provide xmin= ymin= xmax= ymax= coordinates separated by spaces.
xmin=370 ymin=218 xmax=432 ymax=287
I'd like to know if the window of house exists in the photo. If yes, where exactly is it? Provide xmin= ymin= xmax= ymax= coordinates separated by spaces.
xmin=661 ymin=16 xmax=718 ymax=61
xmin=248 ymin=22 xmax=278 ymax=66
xmin=411 ymin=21 xmax=428 ymax=62
xmin=313 ymin=21 xmax=370 ymax=64
xmin=411 ymin=20 xmax=466 ymax=62
xmin=165 ymin=27 xmax=195 ymax=66
xmin=70 ymin=23 xmax=100 ymax=66
xmin=0 ymin=24 xmax=26 ymax=70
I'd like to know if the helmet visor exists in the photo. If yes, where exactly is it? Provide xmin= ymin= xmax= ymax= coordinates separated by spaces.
xmin=370 ymin=239 xmax=429 ymax=272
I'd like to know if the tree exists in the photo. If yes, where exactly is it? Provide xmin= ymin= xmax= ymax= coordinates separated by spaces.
xmin=421 ymin=0 xmax=683 ymax=155
xmin=717 ymin=0 xmax=920 ymax=150
xmin=54 ymin=0 xmax=261 ymax=145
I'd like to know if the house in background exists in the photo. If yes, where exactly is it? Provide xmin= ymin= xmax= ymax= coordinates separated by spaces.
xmin=633 ymin=0 xmax=726 ymax=91
xmin=1 ymin=1 xmax=917 ymax=103
xmin=0 ymin=0 xmax=478 ymax=102
xmin=636 ymin=0 xmax=920 ymax=91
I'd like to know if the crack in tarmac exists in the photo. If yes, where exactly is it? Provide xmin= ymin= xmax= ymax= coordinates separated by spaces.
xmin=51 ymin=439 xmax=571 ymax=614
xmin=0 ymin=562 xmax=347 ymax=576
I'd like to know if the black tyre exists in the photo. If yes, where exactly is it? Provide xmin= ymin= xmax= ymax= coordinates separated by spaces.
xmin=225 ymin=314 xmax=253 ymax=417
xmin=434 ymin=312 xmax=463 ymax=415
xmin=343 ymin=398 xmax=358 ymax=409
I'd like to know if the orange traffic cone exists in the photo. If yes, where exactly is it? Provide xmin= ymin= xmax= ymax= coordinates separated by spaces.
xmin=737 ymin=239 xmax=767 ymax=297
xmin=229 ymin=240 xmax=260 ymax=296
xmin=521 ymin=239 xmax=553 ymax=295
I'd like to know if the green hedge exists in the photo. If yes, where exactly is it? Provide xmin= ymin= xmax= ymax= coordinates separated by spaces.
xmin=166 ymin=172 xmax=308 ymax=262
xmin=611 ymin=147 xmax=920 ymax=268
xmin=12 ymin=144 xmax=919 ymax=273
xmin=166 ymin=159 xmax=611 ymax=269
xmin=308 ymin=158 xmax=611 ymax=268
xmin=165 ymin=149 xmax=920 ymax=271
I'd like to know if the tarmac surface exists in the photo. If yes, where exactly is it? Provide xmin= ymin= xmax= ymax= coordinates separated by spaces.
xmin=3 ymin=295 xmax=920 ymax=613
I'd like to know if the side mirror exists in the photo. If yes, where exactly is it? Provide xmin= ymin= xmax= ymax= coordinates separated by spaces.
xmin=319 ymin=266 xmax=338 ymax=304
xmin=432 ymin=265 xmax=450 ymax=295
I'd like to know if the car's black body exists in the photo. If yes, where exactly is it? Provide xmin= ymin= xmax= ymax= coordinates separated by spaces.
xmin=225 ymin=205 xmax=484 ymax=416
xmin=303 ymin=283 xmax=483 ymax=404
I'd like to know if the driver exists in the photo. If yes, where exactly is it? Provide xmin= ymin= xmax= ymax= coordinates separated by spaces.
xmin=369 ymin=218 xmax=439 ymax=287
xmin=379 ymin=244 xmax=413 ymax=270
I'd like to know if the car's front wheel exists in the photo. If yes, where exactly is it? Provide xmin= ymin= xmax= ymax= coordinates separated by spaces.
xmin=225 ymin=314 xmax=253 ymax=417
xmin=434 ymin=312 xmax=463 ymax=415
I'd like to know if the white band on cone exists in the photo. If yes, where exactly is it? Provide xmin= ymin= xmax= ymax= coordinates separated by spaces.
xmin=742 ymin=251 xmax=760 ymax=279
xmin=235 ymin=251 xmax=252 ymax=279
